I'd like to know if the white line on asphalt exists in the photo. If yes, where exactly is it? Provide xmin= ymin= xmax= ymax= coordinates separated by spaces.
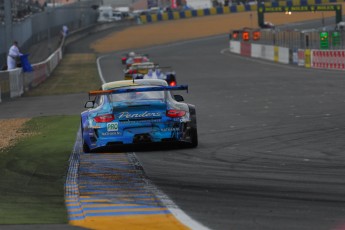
xmin=96 ymin=55 xmax=107 ymax=84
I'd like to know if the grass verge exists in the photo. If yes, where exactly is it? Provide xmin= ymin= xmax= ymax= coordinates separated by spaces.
xmin=0 ymin=115 xmax=79 ymax=224
xmin=24 ymin=53 xmax=101 ymax=96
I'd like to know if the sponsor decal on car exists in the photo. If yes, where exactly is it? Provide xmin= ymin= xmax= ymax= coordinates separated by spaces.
xmin=102 ymin=131 xmax=121 ymax=136
xmin=118 ymin=111 xmax=161 ymax=119
xmin=120 ymin=119 xmax=161 ymax=124
xmin=161 ymin=127 xmax=180 ymax=132
xmin=107 ymin=122 xmax=118 ymax=131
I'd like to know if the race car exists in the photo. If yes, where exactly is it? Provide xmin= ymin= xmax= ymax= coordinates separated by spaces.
xmin=81 ymin=79 xmax=198 ymax=152
xmin=121 ymin=52 xmax=149 ymax=66
xmin=124 ymin=62 xmax=177 ymax=86
xmin=124 ymin=62 xmax=155 ymax=80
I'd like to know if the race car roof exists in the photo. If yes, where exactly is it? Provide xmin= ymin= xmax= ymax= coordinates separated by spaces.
xmin=102 ymin=79 xmax=168 ymax=90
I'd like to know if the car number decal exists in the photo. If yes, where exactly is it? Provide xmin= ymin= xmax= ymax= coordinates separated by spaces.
xmin=107 ymin=122 xmax=118 ymax=131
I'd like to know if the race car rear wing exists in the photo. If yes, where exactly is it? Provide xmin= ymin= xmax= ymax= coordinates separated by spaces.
xmin=89 ymin=85 xmax=188 ymax=97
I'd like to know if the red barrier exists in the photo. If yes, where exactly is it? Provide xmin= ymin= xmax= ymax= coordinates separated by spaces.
xmin=240 ymin=42 xmax=251 ymax=57
xmin=312 ymin=50 xmax=345 ymax=70
xmin=298 ymin=49 xmax=305 ymax=66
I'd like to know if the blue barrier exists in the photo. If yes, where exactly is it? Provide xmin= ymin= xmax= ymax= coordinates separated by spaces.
xmin=230 ymin=5 xmax=238 ymax=12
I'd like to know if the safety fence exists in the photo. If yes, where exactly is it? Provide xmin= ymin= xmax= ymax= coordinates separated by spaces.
xmin=229 ymin=40 xmax=345 ymax=70
xmin=139 ymin=0 xmax=344 ymax=23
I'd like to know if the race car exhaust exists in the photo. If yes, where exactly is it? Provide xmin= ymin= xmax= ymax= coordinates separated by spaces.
xmin=133 ymin=134 xmax=152 ymax=143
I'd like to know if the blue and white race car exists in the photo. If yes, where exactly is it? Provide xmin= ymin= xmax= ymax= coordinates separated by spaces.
xmin=81 ymin=79 xmax=198 ymax=152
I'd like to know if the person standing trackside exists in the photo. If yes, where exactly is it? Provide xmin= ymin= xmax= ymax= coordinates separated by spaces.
xmin=7 ymin=41 xmax=23 ymax=70
xmin=62 ymin=25 xmax=69 ymax=37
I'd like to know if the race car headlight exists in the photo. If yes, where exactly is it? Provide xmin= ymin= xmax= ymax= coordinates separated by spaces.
xmin=166 ymin=110 xmax=186 ymax=118
xmin=94 ymin=114 xmax=115 ymax=123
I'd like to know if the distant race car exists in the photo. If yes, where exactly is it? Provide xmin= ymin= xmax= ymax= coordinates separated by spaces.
xmin=124 ymin=62 xmax=177 ymax=86
xmin=260 ymin=21 xmax=275 ymax=29
xmin=81 ymin=79 xmax=198 ymax=152
xmin=121 ymin=52 xmax=149 ymax=65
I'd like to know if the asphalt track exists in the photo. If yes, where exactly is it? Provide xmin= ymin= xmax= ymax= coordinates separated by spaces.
xmin=99 ymin=36 xmax=345 ymax=230
xmin=2 ymin=28 xmax=345 ymax=230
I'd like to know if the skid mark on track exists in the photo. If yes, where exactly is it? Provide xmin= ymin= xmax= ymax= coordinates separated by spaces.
xmin=65 ymin=130 xmax=208 ymax=230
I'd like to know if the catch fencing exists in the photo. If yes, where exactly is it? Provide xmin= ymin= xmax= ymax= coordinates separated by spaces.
xmin=258 ymin=29 xmax=345 ymax=50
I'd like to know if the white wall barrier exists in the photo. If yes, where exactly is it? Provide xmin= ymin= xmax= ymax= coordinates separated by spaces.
xmin=261 ymin=45 xmax=275 ymax=62
xmin=251 ymin=43 xmax=262 ymax=58
xmin=229 ymin=41 xmax=241 ymax=54
xmin=9 ymin=69 xmax=24 ymax=98
xmin=49 ymin=48 xmax=63 ymax=74
xmin=278 ymin=47 xmax=289 ymax=64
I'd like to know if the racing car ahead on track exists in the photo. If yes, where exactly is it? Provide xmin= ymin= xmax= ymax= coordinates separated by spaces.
xmin=124 ymin=62 xmax=177 ymax=86
xmin=121 ymin=52 xmax=149 ymax=66
xmin=81 ymin=79 xmax=198 ymax=152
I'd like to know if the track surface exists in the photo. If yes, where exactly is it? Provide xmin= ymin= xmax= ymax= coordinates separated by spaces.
xmin=99 ymin=36 xmax=345 ymax=230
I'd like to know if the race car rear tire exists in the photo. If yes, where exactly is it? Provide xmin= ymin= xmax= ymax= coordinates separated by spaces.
xmin=188 ymin=127 xmax=198 ymax=148
xmin=83 ymin=142 xmax=90 ymax=153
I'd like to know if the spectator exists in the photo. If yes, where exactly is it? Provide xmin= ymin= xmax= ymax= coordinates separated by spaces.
xmin=7 ymin=41 xmax=23 ymax=70
xmin=62 ymin=25 xmax=69 ymax=37
xmin=126 ymin=52 xmax=136 ymax=66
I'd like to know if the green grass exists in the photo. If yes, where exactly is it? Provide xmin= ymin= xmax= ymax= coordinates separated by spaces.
xmin=24 ymin=53 xmax=102 ymax=96
xmin=0 ymin=115 xmax=79 ymax=224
